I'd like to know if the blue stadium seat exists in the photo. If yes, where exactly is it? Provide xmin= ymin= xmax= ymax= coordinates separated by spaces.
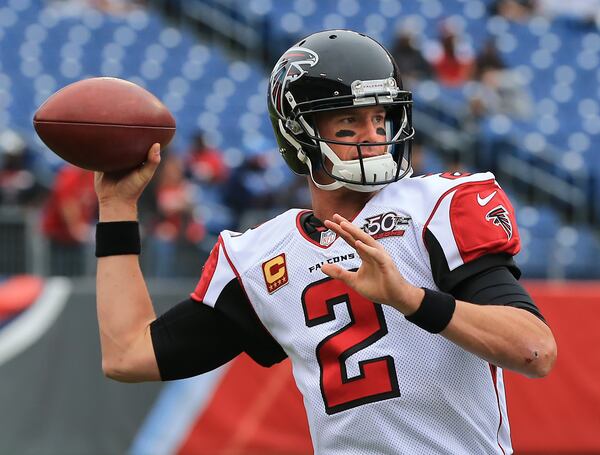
xmin=515 ymin=227 xmax=551 ymax=278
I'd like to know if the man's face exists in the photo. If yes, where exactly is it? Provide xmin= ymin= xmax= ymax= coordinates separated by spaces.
xmin=314 ymin=105 xmax=388 ymax=161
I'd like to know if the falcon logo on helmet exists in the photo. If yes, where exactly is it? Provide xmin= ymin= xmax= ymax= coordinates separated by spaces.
xmin=485 ymin=205 xmax=513 ymax=240
xmin=269 ymin=47 xmax=319 ymax=117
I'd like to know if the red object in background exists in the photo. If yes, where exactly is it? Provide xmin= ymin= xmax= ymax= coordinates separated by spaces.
xmin=432 ymin=22 xmax=474 ymax=87
xmin=152 ymin=156 xmax=205 ymax=244
xmin=41 ymin=165 xmax=96 ymax=245
xmin=186 ymin=147 xmax=229 ymax=184
xmin=505 ymin=281 xmax=600 ymax=454
xmin=184 ymin=131 xmax=229 ymax=185
xmin=0 ymin=275 xmax=44 ymax=320
xmin=178 ymin=354 xmax=312 ymax=455
xmin=433 ymin=55 xmax=473 ymax=86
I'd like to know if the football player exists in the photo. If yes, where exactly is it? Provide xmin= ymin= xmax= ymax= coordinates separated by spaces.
xmin=94 ymin=30 xmax=556 ymax=454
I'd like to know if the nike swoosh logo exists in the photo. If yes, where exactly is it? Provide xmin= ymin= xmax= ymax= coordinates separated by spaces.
xmin=477 ymin=191 xmax=497 ymax=206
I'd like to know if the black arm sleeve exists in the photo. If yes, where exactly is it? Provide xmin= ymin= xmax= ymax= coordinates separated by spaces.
xmin=450 ymin=266 xmax=545 ymax=322
xmin=424 ymin=228 xmax=521 ymax=292
xmin=150 ymin=278 xmax=287 ymax=381
xmin=424 ymin=228 xmax=545 ymax=322
xmin=150 ymin=298 xmax=244 ymax=381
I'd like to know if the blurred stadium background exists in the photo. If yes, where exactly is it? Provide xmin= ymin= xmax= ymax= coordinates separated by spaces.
xmin=0 ymin=0 xmax=599 ymax=454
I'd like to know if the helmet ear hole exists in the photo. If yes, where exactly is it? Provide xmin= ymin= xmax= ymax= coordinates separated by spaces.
xmin=286 ymin=119 xmax=303 ymax=135
xmin=274 ymin=118 xmax=311 ymax=175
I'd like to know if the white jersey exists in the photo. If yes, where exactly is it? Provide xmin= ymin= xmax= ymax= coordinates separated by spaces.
xmin=191 ymin=172 xmax=522 ymax=454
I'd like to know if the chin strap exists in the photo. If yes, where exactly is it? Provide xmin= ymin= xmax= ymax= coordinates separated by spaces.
xmin=305 ymin=155 xmax=345 ymax=191
xmin=313 ymin=141 xmax=398 ymax=192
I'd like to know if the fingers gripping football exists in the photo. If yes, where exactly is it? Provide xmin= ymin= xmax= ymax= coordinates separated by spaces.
xmin=94 ymin=144 xmax=161 ymax=208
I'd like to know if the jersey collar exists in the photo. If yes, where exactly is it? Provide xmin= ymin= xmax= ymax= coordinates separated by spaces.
xmin=295 ymin=210 xmax=338 ymax=249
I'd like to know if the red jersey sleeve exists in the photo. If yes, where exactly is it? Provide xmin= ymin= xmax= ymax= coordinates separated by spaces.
xmin=425 ymin=179 xmax=520 ymax=273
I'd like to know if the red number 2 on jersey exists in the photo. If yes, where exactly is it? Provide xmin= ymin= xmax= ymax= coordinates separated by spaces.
xmin=302 ymin=276 xmax=400 ymax=415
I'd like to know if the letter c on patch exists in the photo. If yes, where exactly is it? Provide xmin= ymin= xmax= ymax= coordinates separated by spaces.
xmin=262 ymin=253 xmax=289 ymax=294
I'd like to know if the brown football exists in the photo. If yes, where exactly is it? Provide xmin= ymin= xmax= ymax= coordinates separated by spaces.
xmin=33 ymin=77 xmax=176 ymax=172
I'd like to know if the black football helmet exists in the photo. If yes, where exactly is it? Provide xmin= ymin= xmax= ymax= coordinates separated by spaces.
xmin=268 ymin=29 xmax=414 ymax=192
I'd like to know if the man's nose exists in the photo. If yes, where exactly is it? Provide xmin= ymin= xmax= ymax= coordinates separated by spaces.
xmin=359 ymin=120 xmax=385 ymax=143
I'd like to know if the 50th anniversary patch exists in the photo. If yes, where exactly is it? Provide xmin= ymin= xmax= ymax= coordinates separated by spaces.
xmin=362 ymin=211 xmax=411 ymax=239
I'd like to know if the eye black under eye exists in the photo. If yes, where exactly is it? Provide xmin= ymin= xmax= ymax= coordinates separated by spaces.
xmin=335 ymin=130 xmax=356 ymax=138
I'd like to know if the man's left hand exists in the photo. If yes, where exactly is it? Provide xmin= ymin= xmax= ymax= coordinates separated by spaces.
xmin=321 ymin=214 xmax=424 ymax=315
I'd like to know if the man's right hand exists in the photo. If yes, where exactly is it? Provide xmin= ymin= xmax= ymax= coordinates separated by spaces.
xmin=94 ymin=143 xmax=161 ymax=221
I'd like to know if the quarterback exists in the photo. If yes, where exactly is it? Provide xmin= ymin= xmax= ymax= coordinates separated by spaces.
xmin=94 ymin=30 xmax=556 ymax=454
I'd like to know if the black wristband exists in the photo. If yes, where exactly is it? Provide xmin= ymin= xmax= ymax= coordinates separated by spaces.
xmin=95 ymin=221 xmax=141 ymax=257
xmin=405 ymin=288 xmax=456 ymax=334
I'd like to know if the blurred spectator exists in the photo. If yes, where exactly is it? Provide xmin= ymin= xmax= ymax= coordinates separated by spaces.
xmin=93 ymin=0 xmax=146 ymax=12
xmin=464 ymin=42 xmax=532 ymax=121
xmin=407 ymin=134 xmax=468 ymax=176
xmin=274 ymin=173 xmax=312 ymax=210
xmin=390 ymin=28 xmax=433 ymax=87
xmin=460 ymin=39 xmax=531 ymax=122
xmin=223 ymin=150 xmax=277 ymax=230
xmin=469 ymin=69 xmax=533 ymax=120
xmin=0 ymin=130 xmax=40 ymax=206
xmin=488 ymin=0 xmax=535 ymax=22
xmin=430 ymin=22 xmax=474 ymax=87
xmin=50 ymin=0 xmax=145 ymax=14
xmin=41 ymin=165 xmax=96 ymax=276
xmin=184 ymin=131 xmax=229 ymax=185
xmin=473 ymin=39 xmax=506 ymax=80
xmin=536 ymin=0 xmax=600 ymax=27
xmin=148 ymin=154 xmax=205 ymax=277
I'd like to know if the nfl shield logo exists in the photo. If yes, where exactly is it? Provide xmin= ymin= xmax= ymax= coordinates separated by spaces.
xmin=319 ymin=230 xmax=337 ymax=247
